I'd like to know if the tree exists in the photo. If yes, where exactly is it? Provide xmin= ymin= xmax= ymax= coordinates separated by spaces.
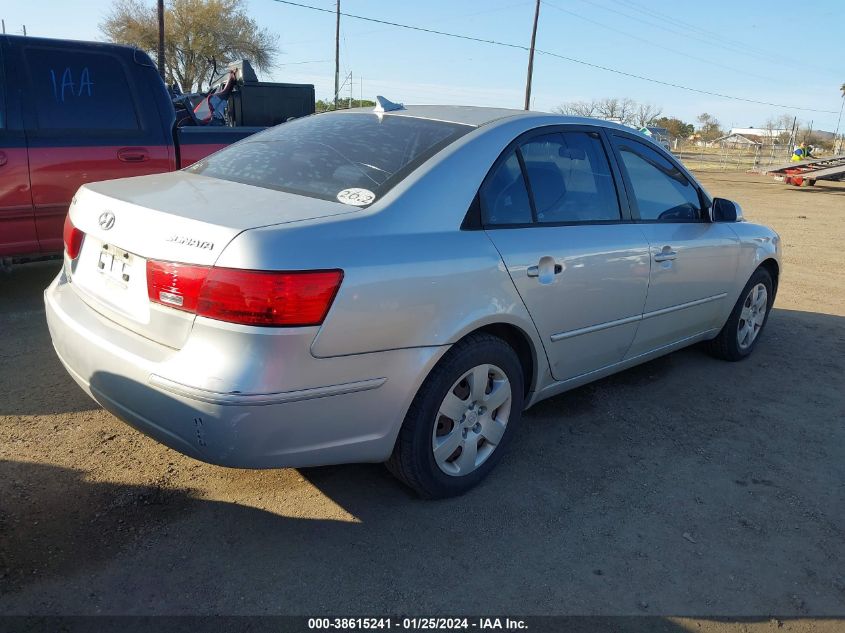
xmin=594 ymin=97 xmax=636 ymax=124
xmin=696 ymin=112 xmax=723 ymax=142
xmin=554 ymin=97 xmax=656 ymax=127
xmin=651 ymin=116 xmax=694 ymax=139
xmin=798 ymin=123 xmax=821 ymax=146
xmin=101 ymin=0 xmax=279 ymax=92
xmin=316 ymin=98 xmax=375 ymax=113
xmin=763 ymin=113 xmax=794 ymax=145
xmin=553 ymin=100 xmax=598 ymax=117
xmin=633 ymin=102 xmax=663 ymax=128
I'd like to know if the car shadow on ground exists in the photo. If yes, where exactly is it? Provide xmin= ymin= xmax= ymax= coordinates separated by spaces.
xmin=1 ymin=305 xmax=843 ymax=615
xmin=784 ymin=184 xmax=845 ymax=196
xmin=0 ymin=260 xmax=62 ymax=315
xmin=0 ymin=260 xmax=97 ymax=416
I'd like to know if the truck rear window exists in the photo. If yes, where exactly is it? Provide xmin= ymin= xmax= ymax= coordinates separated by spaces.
xmin=23 ymin=46 xmax=140 ymax=132
xmin=187 ymin=112 xmax=472 ymax=205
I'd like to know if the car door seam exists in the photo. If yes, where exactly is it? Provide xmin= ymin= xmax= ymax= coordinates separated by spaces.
xmin=480 ymin=229 xmax=554 ymax=373
xmin=617 ymin=222 xmax=654 ymax=360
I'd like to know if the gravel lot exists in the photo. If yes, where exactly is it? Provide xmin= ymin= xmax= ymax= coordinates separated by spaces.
xmin=1 ymin=172 xmax=843 ymax=626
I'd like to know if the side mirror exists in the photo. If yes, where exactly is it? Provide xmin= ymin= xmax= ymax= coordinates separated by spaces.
xmin=711 ymin=197 xmax=744 ymax=222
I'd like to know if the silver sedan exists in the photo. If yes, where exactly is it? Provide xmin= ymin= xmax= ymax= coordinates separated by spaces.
xmin=45 ymin=104 xmax=781 ymax=498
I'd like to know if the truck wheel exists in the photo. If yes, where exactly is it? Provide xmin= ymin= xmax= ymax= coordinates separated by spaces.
xmin=386 ymin=333 xmax=524 ymax=499
xmin=707 ymin=267 xmax=773 ymax=362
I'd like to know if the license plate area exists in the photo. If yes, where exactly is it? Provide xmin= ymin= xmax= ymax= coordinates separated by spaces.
xmin=97 ymin=244 xmax=134 ymax=288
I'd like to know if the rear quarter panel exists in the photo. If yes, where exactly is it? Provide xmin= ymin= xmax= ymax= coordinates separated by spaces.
xmin=218 ymin=215 xmax=545 ymax=362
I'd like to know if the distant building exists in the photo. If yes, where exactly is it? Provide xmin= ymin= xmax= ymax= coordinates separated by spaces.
xmin=729 ymin=127 xmax=788 ymax=139
xmin=715 ymin=133 xmax=765 ymax=147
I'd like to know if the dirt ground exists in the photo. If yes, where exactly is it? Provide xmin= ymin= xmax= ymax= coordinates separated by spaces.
xmin=0 ymin=172 xmax=843 ymax=627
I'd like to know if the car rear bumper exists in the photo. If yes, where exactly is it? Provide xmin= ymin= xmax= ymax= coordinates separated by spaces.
xmin=45 ymin=272 xmax=446 ymax=468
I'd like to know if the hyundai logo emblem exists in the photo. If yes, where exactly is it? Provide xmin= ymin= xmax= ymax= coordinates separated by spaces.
xmin=98 ymin=211 xmax=116 ymax=231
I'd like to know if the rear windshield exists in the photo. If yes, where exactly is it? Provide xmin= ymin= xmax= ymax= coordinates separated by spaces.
xmin=187 ymin=112 xmax=472 ymax=205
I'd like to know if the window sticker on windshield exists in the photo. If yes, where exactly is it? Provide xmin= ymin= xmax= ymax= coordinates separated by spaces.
xmin=337 ymin=188 xmax=376 ymax=206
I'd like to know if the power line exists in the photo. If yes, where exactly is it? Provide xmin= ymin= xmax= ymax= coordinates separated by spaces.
xmin=277 ymin=59 xmax=332 ymax=66
xmin=278 ymin=0 xmax=533 ymax=47
xmin=611 ymin=0 xmax=817 ymax=66
xmin=542 ymin=0 xmax=780 ymax=84
xmin=270 ymin=0 xmax=528 ymax=51
xmin=583 ymin=0 xmax=839 ymax=76
xmin=268 ymin=0 xmax=839 ymax=114
xmin=585 ymin=0 xmax=780 ymax=60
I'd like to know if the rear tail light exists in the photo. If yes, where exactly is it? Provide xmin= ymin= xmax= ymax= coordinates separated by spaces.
xmin=198 ymin=268 xmax=344 ymax=326
xmin=146 ymin=261 xmax=208 ymax=312
xmin=146 ymin=260 xmax=343 ymax=327
xmin=63 ymin=215 xmax=85 ymax=259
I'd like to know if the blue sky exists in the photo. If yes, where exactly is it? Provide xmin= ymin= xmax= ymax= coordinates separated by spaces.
xmin=3 ymin=0 xmax=844 ymax=131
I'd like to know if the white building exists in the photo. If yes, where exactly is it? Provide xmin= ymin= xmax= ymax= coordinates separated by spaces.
xmin=729 ymin=127 xmax=789 ymax=139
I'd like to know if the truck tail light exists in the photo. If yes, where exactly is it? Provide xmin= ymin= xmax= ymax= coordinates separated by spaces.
xmin=146 ymin=261 xmax=343 ymax=327
xmin=63 ymin=215 xmax=85 ymax=259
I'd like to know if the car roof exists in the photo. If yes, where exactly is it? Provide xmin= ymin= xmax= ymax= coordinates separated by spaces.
xmin=333 ymin=104 xmax=527 ymax=127
xmin=333 ymin=104 xmax=639 ymax=133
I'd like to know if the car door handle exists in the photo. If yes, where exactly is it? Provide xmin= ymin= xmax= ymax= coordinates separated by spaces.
xmin=527 ymin=260 xmax=563 ymax=278
xmin=117 ymin=148 xmax=150 ymax=163
xmin=0 ymin=151 xmax=7 ymax=167
xmin=654 ymin=247 xmax=677 ymax=262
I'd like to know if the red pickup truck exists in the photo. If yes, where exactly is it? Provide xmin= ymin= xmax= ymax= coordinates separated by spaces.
xmin=0 ymin=35 xmax=312 ymax=263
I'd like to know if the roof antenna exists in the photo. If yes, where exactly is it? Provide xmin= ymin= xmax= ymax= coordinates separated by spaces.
xmin=373 ymin=96 xmax=404 ymax=113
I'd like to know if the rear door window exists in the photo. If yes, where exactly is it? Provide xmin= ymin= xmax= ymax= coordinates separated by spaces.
xmin=479 ymin=150 xmax=533 ymax=225
xmin=22 ymin=46 xmax=140 ymax=132
xmin=480 ymin=129 xmax=622 ymax=227
xmin=520 ymin=132 xmax=621 ymax=223
xmin=189 ymin=112 xmax=472 ymax=204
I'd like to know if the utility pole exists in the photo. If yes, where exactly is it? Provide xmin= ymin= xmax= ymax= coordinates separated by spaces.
xmin=788 ymin=115 xmax=797 ymax=157
xmin=157 ymin=0 xmax=166 ymax=81
xmin=1 ymin=20 xmax=5 ymax=35
xmin=833 ymin=92 xmax=844 ymax=154
xmin=523 ymin=0 xmax=541 ymax=111
xmin=22 ymin=24 xmax=26 ymax=36
xmin=334 ymin=0 xmax=341 ymax=110
xmin=349 ymin=72 xmax=353 ymax=109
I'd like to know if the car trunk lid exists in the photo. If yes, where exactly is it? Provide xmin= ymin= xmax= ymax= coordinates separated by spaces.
xmin=67 ymin=171 xmax=356 ymax=349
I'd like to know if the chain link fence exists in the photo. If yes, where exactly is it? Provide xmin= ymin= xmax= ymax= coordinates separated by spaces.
xmin=671 ymin=139 xmax=795 ymax=173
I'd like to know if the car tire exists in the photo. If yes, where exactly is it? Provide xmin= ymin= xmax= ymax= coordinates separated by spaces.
xmin=386 ymin=333 xmax=524 ymax=499
xmin=707 ymin=267 xmax=774 ymax=362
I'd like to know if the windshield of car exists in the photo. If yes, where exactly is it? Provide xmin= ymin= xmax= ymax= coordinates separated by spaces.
xmin=187 ymin=112 xmax=473 ymax=205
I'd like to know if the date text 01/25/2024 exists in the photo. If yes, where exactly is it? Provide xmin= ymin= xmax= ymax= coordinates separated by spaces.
xmin=307 ymin=618 xmax=528 ymax=630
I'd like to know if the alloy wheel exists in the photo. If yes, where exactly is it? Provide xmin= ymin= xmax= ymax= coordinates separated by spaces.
xmin=737 ymin=283 xmax=768 ymax=350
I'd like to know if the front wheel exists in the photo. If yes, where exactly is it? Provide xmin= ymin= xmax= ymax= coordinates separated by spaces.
xmin=386 ymin=333 xmax=524 ymax=498
xmin=707 ymin=267 xmax=774 ymax=361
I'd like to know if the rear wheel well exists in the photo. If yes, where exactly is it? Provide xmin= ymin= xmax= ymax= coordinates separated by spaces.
xmin=759 ymin=258 xmax=779 ymax=296
xmin=465 ymin=323 xmax=536 ymax=397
